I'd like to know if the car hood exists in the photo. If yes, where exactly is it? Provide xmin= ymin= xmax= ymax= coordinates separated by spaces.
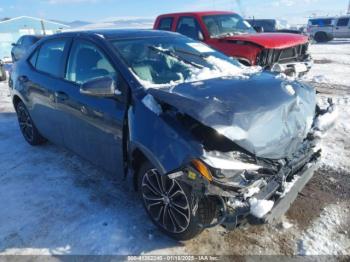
xmin=148 ymin=73 xmax=316 ymax=160
xmin=221 ymin=33 xmax=309 ymax=49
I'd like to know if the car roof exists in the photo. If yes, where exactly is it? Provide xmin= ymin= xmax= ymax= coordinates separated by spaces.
xmin=54 ymin=29 xmax=181 ymax=40
xmin=20 ymin=35 xmax=44 ymax=39
xmin=157 ymin=11 xmax=236 ymax=17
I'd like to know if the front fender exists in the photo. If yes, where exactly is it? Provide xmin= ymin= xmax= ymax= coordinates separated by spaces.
xmin=128 ymin=98 xmax=203 ymax=175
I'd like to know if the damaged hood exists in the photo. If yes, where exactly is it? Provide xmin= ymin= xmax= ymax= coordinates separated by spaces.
xmin=221 ymin=33 xmax=309 ymax=49
xmin=148 ymin=73 xmax=316 ymax=160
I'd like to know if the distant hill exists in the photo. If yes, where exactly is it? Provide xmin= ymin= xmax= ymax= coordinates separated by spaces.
xmin=50 ymin=19 xmax=91 ymax=28
xmin=65 ymin=17 xmax=155 ymax=30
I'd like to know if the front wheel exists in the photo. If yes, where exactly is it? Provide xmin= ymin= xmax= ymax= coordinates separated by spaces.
xmin=138 ymin=162 xmax=215 ymax=240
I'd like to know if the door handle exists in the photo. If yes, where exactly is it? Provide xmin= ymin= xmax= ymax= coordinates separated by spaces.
xmin=18 ymin=75 xmax=28 ymax=82
xmin=54 ymin=91 xmax=69 ymax=102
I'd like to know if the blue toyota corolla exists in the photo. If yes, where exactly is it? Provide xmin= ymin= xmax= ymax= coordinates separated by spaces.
xmin=9 ymin=29 xmax=335 ymax=240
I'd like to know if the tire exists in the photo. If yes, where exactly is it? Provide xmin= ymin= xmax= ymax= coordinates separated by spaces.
xmin=0 ymin=65 xmax=6 ymax=82
xmin=138 ymin=161 xmax=216 ymax=240
xmin=16 ymin=101 xmax=46 ymax=145
xmin=314 ymin=32 xmax=329 ymax=43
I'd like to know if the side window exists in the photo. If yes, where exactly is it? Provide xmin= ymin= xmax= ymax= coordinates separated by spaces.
xmin=65 ymin=40 xmax=116 ymax=85
xmin=337 ymin=18 xmax=350 ymax=27
xmin=176 ymin=17 xmax=202 ymax=40
xmin=29 ymin=49 xmax=39 ymax=67
xmin=22 ymin=37 xmax=31 ymax=46
xmin=158 ymin=17 xmax=173 ymax=31
xmin=36 ymin=39 xmax=68 ymax=77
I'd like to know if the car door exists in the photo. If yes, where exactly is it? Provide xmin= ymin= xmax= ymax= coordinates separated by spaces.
xmin=56 ymin=38 xmax=128 ymax=174
xmin=334 ymin=18 xmax=350 ymax=38
xmin=23 ymin=37 xmax=71 ymax=145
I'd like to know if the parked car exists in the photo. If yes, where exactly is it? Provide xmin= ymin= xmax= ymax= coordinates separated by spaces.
xmin=154 ymin=11 xmax=312 ymax=75
xmin=307 ymin=16 xmax=350 ymax=42
xmin=10 ymin=29 xmax=335 ymax=240
xmin=246 ymin=19 xmax=304 ymax=34
xmin=11 ymin=35 xmax=43 ymax=62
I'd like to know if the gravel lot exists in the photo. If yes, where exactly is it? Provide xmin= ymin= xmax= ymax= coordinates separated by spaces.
xmin=0 ymin=39 xmax=349 ymax=256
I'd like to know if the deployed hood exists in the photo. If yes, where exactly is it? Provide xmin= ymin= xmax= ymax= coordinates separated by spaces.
xmin=221 ymin=33 xmax=309 ymax=49
xmin=148 ymin=73 xmax=316 ymax=160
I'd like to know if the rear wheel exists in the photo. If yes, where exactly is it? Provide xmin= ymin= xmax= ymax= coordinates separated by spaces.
xmin=314 ymin=32 xmax=329 ymax=43
xmin=138 ymin=162 xmax=215 ymax=240
xmin=16 ymin=101 xmax=46 ymax=145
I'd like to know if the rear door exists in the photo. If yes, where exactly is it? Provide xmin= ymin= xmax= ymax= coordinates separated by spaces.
xmin=56 ymin=37 xmax=128 ymax=174
xmin=334 ymin=17 xmax=350 ymax=38
xmin=23 ymin=37 xmax=71 ymax=145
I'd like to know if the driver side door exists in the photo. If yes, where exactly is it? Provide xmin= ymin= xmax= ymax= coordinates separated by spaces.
xmin=56 ymin=38 xmax=128 ymax=175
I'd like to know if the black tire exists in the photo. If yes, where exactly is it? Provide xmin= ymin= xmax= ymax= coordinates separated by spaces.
xmin=16 ymin=101 xmax=46 ymax=145
xmin=0 ymin=65 xmax=6 ymax=81
xmin=314 ymin=32 xmax=329 ymax=43
xmin=138 ymin=161 xmax=216 ymax=240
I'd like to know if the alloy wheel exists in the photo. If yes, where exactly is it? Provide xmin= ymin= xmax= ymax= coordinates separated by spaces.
xmin=141 ymin=169 xmax=191 ymax=233
xmin=17 ymin=104 xmax=34 ymax=142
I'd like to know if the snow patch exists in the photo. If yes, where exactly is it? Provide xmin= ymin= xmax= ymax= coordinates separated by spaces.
xmin=298 ymin=204 xmax=350 ymax=255
xmin=314 ymin=106 xmax=338 ymax=132
xmin=249 ymin=198 xmax=274 ymax=218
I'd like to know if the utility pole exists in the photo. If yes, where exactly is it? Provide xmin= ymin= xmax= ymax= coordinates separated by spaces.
xmin=347 ymin=0 xmax=350 ymax=14
xmin=40 ymin=20 xmax=46 ymax=35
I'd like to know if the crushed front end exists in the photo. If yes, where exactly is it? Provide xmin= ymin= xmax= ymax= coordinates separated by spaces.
xmin=257 ymin=43 xmax=313 ymax=76
xmin=168 ymin=99 xmax=336 ymax=230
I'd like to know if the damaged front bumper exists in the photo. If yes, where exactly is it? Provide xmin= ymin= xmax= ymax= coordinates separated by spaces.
xmin=271 ymin=57 xmax=313 ymax=76
xmin=170 ymin=98 xmax=336 ymax=230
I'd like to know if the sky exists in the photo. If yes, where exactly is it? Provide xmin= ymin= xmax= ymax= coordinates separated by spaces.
xmin=0 ymin=0 xmax=348 ymax=25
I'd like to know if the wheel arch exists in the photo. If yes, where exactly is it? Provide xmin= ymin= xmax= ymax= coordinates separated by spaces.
xmin=130 ymin=143 xmax=167 ymax=191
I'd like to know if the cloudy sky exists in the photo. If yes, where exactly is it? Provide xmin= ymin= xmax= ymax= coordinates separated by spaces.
xmin=0 ymin=0 xmax=348 ymax=24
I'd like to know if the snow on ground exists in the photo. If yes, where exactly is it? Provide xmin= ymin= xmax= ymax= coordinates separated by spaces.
xmin=297 ymin=203 xmax=350 ymax=255
xmin=0 ymin=38 xmax=349 ymax=256
xmin=303 ymin=39 xmax=350 ymax=87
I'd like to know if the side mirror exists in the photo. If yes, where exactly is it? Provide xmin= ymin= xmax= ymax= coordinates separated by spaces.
xmin=11 ymin=43 xmax=17 ymax=47
xmin=198 ymin=31 xmax=204 ymax=41
xmin=80 ymin=76 xmax=121 ymax=98
xmin=253 ymin=26 xmax=264 ymax=33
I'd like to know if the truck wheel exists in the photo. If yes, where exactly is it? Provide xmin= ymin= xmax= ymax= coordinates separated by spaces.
xmin=138 ymin=161 xmax=216 ymax=240
xmin=16 ymin=101 xmax=46 ymax=145
xmin=314 ymin=32 xmax=329 ymax=43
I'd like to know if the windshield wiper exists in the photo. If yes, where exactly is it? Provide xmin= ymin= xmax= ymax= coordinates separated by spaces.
xmin=173 ymin=48 xmax=208 ymax=59
xmin=148 ymin=46 xmax=204 ymax=69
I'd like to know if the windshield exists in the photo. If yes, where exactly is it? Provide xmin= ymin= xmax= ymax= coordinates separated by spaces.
xmin=203 ymin=14 xmax=256 ymax=38
xmin=112 ymin=36 xmax=259 ymax=87
xmin=247 ymin=20 xmax=276 ymax=32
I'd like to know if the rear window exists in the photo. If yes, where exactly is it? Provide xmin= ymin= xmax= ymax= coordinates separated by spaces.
xmin=158 ymin=17 xmax=173 ymax=31
xmin=309 ymin=19 xmax=333 ymax=27
xmin=35 ymin=39 xmax=68 ymax=77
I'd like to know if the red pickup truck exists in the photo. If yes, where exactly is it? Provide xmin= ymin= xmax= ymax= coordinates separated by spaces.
xmin=154 ymin=11 xmax=312 ymax=75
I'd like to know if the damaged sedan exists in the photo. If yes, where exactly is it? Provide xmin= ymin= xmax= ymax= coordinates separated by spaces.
xmin=9 ymin=29 xmax=336 ymax=240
